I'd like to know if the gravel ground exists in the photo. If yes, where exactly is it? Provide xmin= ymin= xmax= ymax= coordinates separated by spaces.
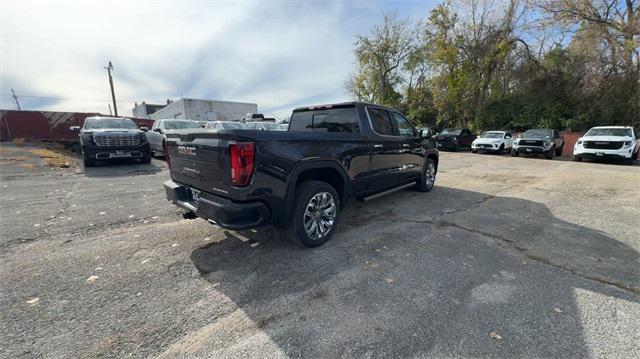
xmin=1 ymin=143 xmax=638 ymax=358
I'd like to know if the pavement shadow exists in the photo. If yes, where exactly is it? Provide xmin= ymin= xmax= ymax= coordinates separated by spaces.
xmin=82 ymin=159 xmax=163 ymax=178
xmin=189 ymin=186 xmax=639 ymax=357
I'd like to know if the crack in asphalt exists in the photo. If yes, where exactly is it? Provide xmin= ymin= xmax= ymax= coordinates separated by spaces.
xmin=348 ymin=194 xmax=640 ymax=297
xmin=373 ymin=216 xmax=640 ymax=296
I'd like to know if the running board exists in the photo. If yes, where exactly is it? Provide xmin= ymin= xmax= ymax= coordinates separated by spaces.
xmin=361 ymin=182 xmax=415 ymax=202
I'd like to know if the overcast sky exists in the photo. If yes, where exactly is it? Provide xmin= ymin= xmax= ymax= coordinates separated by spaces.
xmin=0 ymin=0 xmax=436 ymax=119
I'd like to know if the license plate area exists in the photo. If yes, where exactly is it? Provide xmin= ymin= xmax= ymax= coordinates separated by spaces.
xmin=190 ymin=188 xmax=202 ymax=202
xmin=110 ymin=150 xmax=129 ymax=158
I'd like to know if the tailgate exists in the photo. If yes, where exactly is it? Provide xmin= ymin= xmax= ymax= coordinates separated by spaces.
xmin=166 ymin=132 xmax=231 ymax=196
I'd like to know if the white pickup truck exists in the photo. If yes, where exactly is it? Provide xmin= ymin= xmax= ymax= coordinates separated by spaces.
xmin=573 ymin=126 xmax=639 ymax=165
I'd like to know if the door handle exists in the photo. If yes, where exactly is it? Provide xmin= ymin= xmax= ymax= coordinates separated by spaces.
xmin=374 ymin=144 xmax=384 ymax=148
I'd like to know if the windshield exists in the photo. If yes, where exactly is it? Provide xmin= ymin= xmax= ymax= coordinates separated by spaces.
xmin=480 ymin=132 xmax=503 ymax=138
xmin=220 ymin=122 xmax=245 ymax=129
xmin=164 ymin=121 xmax=201 ymax=130
xmin=440 ymin=128 xmax=461 ymax=135
xmin=84 ymin=118 xmax=138 ymax=130
xmin=585 ymin=128 xmax=632 ymax=137
xmin=523 ymin=129 xmax=552 ymax=137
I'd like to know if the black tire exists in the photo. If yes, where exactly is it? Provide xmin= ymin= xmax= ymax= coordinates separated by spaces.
xmin=141 ymin=154 xmax=151 ymax=164
xmin=471 ymin=149 xmax=477 ymax=153
xmin=286 ymin=181 xmax=340 ymax=248
xmin=415 ymin=158 xmax=437 ymax=192
xmin=572 ymin=155 xmax=582 ymax=162
xmin=545 ymin=146 xmax=555 ymax=159
xmin=511 ymin=149 xmax=518 ymax=157
xmin=497 ymin=144 xmax=504 ymax=154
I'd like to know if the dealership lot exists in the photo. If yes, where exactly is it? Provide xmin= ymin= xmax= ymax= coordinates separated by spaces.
xmin=1 ymin=144 xmax=638 ymax=358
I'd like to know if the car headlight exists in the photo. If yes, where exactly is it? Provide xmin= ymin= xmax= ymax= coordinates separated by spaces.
xmin=576 ymin=140 xmax=583 ymax=145
xmin=544 ymin=141 xmax=550 ymax=147
xmin=514 ymin=139 xmax=519 ymax=145
xmin=81 ymin=133 xmax=93 ymax=143
xmin=623 ymin=141 xmax=632 ymax=147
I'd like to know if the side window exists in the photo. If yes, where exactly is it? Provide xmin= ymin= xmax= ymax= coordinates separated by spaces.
xmin=462 ymin=129 xmax=471 ymax=137
xmin=390 ymin=112 xmax=416 ymax=137
xmin=368 ymin=108 xmax=394 ymax=136
xmin=505 ymin=132 xmax=512 ymax=139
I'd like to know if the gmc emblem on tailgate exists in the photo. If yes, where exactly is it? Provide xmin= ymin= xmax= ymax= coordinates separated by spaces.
xmin=177 ymin=145 xmax=196 ymax=156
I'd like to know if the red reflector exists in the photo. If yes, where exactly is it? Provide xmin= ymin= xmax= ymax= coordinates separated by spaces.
xmin=229 ymin=142 xmax=255 ymax=187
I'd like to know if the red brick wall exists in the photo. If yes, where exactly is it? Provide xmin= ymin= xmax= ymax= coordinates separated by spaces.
xmin=0 ymin=110 xmax=154 ymax=142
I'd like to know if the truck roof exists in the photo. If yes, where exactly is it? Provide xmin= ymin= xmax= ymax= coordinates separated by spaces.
xmin=292 ymin=101 xmax=399 ymax=113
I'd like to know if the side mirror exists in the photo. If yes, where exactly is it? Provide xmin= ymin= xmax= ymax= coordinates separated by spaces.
xmin=153 ymin=128 xmax=162 ymax=133
xmin=70 ymin=126 xmax=81 ymax=132
xmin=420 ymin=129 xmax=433 ymax=139
xmin=140 ymin=127 xmax=149 ymax=132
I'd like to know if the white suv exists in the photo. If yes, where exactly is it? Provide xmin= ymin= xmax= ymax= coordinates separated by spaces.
xmin=573 ymin=126 xmax=639 ymax=165
xmin=471 ymin=131 xmax=514 ymax=154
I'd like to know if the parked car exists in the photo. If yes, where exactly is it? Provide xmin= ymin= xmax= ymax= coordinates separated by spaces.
xmin=511 ymin=128 xmax=564 ymax=159
xmin=573 ymin=126 xmax=639 ymax=165
xmin=147 ymin=119 xmax=202 ymax=157
xmin=70 ymin=116 xmax=151 ymax=167
xmin=434 ymin=128 xmax=476 ymax=151
xmin=471 ymin=131 xmax=514 ymax=154
xmin=163 ymin=102 xmax=439 ymax=247
xmin=245 ymin=121 xmax=285 ymax=131
xmin=205 ymin=121 xmax=246 ymax=130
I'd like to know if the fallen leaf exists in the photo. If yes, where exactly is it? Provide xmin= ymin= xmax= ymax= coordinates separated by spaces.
xmin=553 ymin=307 xmax=564 ymax=313
xmin=489 ymin=331 xmax=503 ymax=340
xmin=26 ymin=297 xmax=39 ymax=305
xmin=204 ymin=237 xmax=211 ymax=241
xmin=33 ymin=223 xmax=41 ymax=227
xmin=133 ymin=234 xmax=140 ymax=238
xmin=151 ymin=216 xmax=158 ymax=219
xmin=99 ymin=212 xmax=106 ymax=215
xmin=171 ymin=243 xmax=178 ymax=247
xmin=94 ymin=267 xmax=103 ymax=271
xmin=384 ymin=277 xmax=394 ymax=284
xmin=250 ymin=242 xmax=259 ymax=247
xmin=128 ymin=215 xmax=134 ymax=218
xmin=86 ymin=275 xmax=99 ymax=283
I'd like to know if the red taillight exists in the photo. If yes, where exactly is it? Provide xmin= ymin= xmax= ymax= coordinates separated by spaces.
xmin=163 ymin=140 xmax=171 ymax=169
xmin=229 ymin=142 xmax=255 ymax=187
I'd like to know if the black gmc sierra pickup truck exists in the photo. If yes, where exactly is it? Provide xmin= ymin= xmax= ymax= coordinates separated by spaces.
xmin=71 ymin=116 xmax=151 ymax=167
xmin=163 ymin=102 xmax=439 ymax=247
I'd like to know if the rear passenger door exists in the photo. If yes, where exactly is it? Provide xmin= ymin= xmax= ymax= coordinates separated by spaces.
xmin=389 ymin=111 xmax=423 ymax=181
xmin=366 ymin=108 xmax=406 ymax=193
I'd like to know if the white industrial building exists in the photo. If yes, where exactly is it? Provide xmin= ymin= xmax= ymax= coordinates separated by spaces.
xmin=137 ymin=98 xmax=257 ymax=121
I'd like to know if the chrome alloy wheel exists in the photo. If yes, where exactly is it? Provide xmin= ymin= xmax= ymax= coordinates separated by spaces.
xmin=303 ymin=192 xmax=337 ymax=240
xmin=425 ymin=162 xmax=436 ymax=188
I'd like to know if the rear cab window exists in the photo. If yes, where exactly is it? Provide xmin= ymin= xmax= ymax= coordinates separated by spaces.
xmin=289 ymin=106 xmax=360 ymax=133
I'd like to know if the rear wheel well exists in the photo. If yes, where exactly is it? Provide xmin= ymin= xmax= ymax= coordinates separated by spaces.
xmin=294 ymin=167 xmax=346 ymax=204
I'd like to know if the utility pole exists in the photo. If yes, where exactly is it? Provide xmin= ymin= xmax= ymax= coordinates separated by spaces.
xmin=104 ymin=61 xmax=118 ymax=116
xmin=11 ymin=88 xmax=21 ymax=110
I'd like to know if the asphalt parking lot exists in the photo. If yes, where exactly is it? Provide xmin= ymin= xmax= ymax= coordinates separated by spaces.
xmin=1 ymin=143 xmax=639 ymax=358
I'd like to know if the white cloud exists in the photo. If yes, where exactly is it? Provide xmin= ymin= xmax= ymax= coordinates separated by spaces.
xmin=1 ymin=0 xmax=435 ymax=118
